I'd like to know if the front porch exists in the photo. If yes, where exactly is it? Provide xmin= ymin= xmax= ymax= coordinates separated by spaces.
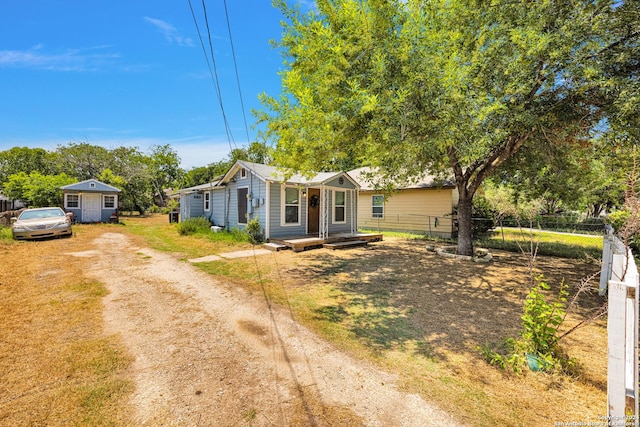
xmin=267 ymin=232 xmax=383 ymax=252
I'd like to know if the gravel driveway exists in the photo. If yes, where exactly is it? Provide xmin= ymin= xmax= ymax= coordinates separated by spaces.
xmin=69 ymin=232 xmax=461 ymax=426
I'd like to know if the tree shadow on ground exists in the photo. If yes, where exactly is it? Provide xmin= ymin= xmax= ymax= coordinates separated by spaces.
xmin=287 ymin=238 xmax=602 ymax=366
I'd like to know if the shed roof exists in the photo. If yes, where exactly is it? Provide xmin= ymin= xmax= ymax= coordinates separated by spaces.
xmin=60 ymin=179 xmax=121 ymax=193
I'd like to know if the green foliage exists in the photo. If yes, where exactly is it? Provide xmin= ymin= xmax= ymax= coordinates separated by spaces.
xmin=261 ymin=0 xmax=633 ymax=256
xmin=521 ymin=277 xmax=567 ymax=358
xmin=4 ymin=171 xmax=77 ymax=207
xmin=0 ymin=226 xmax=12 ymax=240
xmin=245 ymin=217 xmax=264 ymax=244
xmin=479 ymin=276 xmax=574 ymax=373
xmin=0 ymin=146 xmax=54 ymax=189
xmin=176 ymin=217 xmax=212 ymax=236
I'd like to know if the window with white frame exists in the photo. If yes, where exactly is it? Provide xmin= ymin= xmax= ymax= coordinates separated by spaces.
xmin=372 ymin=195 xmax=384 ymax=218
xmin=65 ymin=194 xmax=79 ymax=209
xmin=283 ymin=187 xmax=300 ymax=225
xmin=103 ymin=194 xmax=116 ymax=209
xmin=240 ymin=168 xmax=247 ymax=178
xmin=204 ymin=192 xmax=210 ymax=211
xmin=334 ymin=190 xmax=346 ymax=223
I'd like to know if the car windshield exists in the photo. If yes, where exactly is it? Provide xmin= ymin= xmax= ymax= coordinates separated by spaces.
xmin=19 ymin=209 xmax=65 ymax=220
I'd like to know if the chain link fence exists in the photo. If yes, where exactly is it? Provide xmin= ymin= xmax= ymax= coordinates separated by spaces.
xmin=362 ymin=213 xmax=606 ymax=259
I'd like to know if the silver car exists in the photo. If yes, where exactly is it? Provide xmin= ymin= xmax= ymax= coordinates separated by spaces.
xmin=11 ymin=207 xmax=73 ymax=240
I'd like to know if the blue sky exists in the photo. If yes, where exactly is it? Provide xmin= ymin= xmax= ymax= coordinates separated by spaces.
xmin=0 ymin=1 xmax=307 ymax=169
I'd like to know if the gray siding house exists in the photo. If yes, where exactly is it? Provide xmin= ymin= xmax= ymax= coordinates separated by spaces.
xmin=61 ymin=179 xmax=121 ymax=223
xmin=177 ymin=160 xmax=360 ymax=240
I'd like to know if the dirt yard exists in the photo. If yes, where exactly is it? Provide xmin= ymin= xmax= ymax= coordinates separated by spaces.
xmin=0 ymin=217 xmax=607 ymax=426
xmin=2 ymin=226 xmax=463 ymax=426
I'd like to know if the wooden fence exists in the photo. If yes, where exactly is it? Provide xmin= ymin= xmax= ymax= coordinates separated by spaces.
xmin=601 ymin=231 xmax=639 ymax=424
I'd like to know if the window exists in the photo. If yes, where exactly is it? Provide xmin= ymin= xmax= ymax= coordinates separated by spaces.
xmin=240 ymin=168 xmax=247 ymax=179
xmin=204 ymin=192 xmax=210 ymax=211
xmin=334 ymin=190 xmax=345 ymax=223
xmin=65 ymin=194 xmax=79 ymax=209
xmin=372 ymin=195 xmax=384 ymax=218
xmin=90 ymin=182 xmax=96 ymax=188
xmin=103 ymin=195 xmax=116 ymax=209
xmin=283 ymin=187 xmax=300 ymax=225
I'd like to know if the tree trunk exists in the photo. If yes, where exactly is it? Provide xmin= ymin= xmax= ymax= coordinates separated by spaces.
xmin=456 ymin=194 xmax=474 ymax=256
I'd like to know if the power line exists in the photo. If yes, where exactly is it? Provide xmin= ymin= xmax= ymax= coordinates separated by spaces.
xmin=222 ymin=0 xmax=252 ymax=144
xmin=187 ymin=0 xmax=236 ymax=152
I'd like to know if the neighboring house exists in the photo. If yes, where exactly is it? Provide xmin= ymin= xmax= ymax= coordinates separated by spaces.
xmin=349 ymin=167 xmax=459 ymax=238
xmin=60 ymin=179 xmax=121 ymax=223
xmin=177 ymin=160 xmax=361 ymax=240
xmin=0 ymin=191 xmax=25 ymax=213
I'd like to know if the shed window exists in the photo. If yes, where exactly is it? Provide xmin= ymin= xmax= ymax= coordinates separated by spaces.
xmin=283 ymin=187 xmax=300 ymax=225
xmin=334 ymin=190 xmax=346 ymax=223
xmin=204 ymin=192 xmax=210 ymax=211
xmin=103 ymin=195 xmax=116 ymax=209
xmin=372 ymin=195 xmax=384 ymax=218
xmin=240 ymin=168 xmax=247 ymax=178
xmin=65 ymin=194 xmax=79 ymax=209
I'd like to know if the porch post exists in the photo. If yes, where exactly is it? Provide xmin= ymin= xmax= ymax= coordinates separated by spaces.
xmin=320 ymin=186 xmax=329 ymax=240
xmin=350 ymin=189 xmax=357 ymax=235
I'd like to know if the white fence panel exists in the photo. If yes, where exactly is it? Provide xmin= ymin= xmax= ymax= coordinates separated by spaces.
xmin=603 ymin=234 xmax=639 ymax=424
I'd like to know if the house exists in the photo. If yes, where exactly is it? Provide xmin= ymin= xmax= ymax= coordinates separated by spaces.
xmin=0 ymin=190 xmax=25 ymax=213
xmin=177 ymin=161 xmax=374 ymax=246
xmin=60 ymin=179 xmax=121 ymax=223
xmin=348 ymin=167 xmax=459 ymax=238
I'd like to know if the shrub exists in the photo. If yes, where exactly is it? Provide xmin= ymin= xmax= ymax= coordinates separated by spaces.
xmin=479 ymin=276 xmax=575 ymax=373
xmin=176 ymin=217 xmax=211 ymax=236
xmin=245 ymin=218 xmax=264 ymax=244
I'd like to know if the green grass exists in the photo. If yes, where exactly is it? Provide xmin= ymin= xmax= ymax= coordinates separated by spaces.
xmin=477 ymin=227 xmax=603 ymax=259
xmin=121 ymin=216 xmax=252 ymax=258
xmin=0 ymin=225 xmax=13 ymax=241
xmin=363 ymin=227 xmax=603 ymax=260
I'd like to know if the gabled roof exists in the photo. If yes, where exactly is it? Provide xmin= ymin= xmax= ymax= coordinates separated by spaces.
xmin=220 ymin=160 xmax=359 ymax=187
xmin=175 ymin=180 xmax=221 ymax=194
xmin=348 ymin=167 xmax=455 ymax=191
xmin=60 ymin=179 xmax=121 ymax=193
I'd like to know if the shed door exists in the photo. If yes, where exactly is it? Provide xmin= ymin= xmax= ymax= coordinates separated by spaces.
xmin=307 ymin=188 xmax=320 ymax=234
xmin=83 ymin=193 xmax=101 ymax=222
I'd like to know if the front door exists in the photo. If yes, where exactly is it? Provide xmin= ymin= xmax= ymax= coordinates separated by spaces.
xmin=307 ymin=188 xmax=320 ymax=234
xmin=83 ymin=193 xmax=101 ymax=222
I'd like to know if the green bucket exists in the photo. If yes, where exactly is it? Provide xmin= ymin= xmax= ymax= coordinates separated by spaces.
xmin=526 ymin=353 xmax=548 ymax=372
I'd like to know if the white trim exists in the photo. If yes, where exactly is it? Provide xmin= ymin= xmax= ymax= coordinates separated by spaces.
xmin=281 ymin=185 xmax=301 ymax=226
xmin=237 ymin=186 xmax=249 ymax=225
xmin=265 ymin=181 xmax=271 ymax=238
xmin=64 ymin=193 xmax=79 ymax=209
xmin=102 ymin=194 xmax=117 ymax=209
xmin=332 ymin=189 xmax=346 ymax=224
xmin=204 ymin=191 xmax=210 ymax=212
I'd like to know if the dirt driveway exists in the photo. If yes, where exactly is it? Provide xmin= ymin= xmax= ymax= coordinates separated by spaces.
xmin=67 ymin=231 xmax=461 ymax=426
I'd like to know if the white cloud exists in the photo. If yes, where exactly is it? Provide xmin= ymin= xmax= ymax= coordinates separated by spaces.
xmin=144 ymin=17 xmax=194 ymax=47
xmin=0 ymin=45 xmax=121 ymax=71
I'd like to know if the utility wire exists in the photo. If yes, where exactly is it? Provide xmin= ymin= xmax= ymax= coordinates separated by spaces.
xmin=187 ymin=0 xmax=236 ymax=151
xmin=222 ymin=0 xmax=252 ymax=144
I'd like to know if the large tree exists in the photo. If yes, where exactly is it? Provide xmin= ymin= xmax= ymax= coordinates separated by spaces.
xmin=259 ymin=0 xmax=637 ymax=255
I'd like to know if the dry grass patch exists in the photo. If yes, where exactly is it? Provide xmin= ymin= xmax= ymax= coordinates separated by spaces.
xmin=221 ymin=237 xmax=607 ymax=426
xmin=0 ymin=226 xmax=134 ymax=426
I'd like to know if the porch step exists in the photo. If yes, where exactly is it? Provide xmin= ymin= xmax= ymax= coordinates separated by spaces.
xmin=323 ymin=240 xmax=368 ymax=250
xmin=264 ymin=242 xmax=289 ymax=251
